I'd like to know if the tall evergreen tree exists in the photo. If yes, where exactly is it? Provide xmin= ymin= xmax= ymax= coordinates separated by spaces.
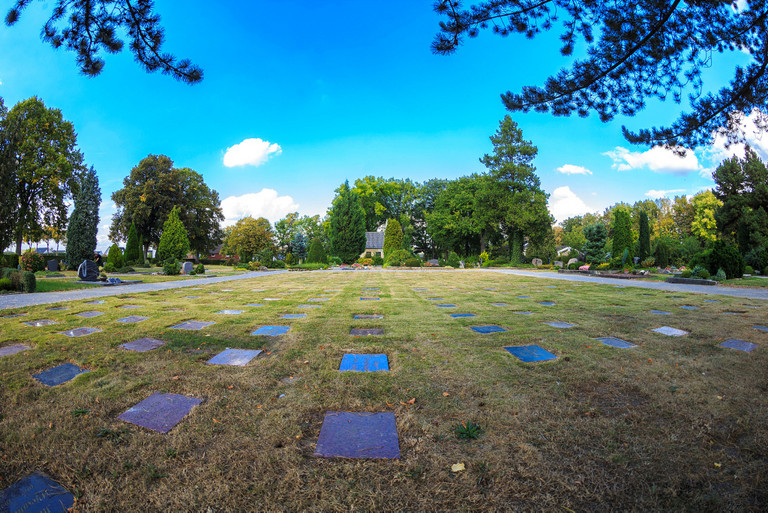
xmin=291 ymin=232 xmax=308 ymax=263
xmin=156 ymin=206 xmax=190 ymax=262
xmin=611 ymin=208 xmax=634 ymax=261
xmin=383 ymin=218 xmax=403 ymax=259
xmin=65 ymin=167 xmax=100 ymax=270
xmin=583 ymin=223 xmax=607 ymax=264
xmin=638 ymin=211 xmax=651 ymax=261
xmin=124 ymin=222 xmax=141 ymax=264
xmin=307 ymin=238 xmax=326 ymax=264
xmin=329 ymin=181 xmax=367 ymax=264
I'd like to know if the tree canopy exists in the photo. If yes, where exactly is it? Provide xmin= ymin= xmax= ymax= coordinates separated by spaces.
xmin=65 ymin=167 xmax=101 ymax=269
xmin=433 ymin=0 xmax=768 ymax=148
xmin=1 ymin=97 xmax=84 ymax=254
xmin=222 ymin=217 xmax=275 ymax=263
xmin=5 ymin=0 xmax=202 ymax=84
xmin=328 ymin=181 xmax=367 ymax=264
xmin=110 ymin=155 xmax=223 ymax=259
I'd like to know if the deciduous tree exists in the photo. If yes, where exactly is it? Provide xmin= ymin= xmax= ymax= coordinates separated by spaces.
xmin=222 ymin=217 xmax=274 ymax=263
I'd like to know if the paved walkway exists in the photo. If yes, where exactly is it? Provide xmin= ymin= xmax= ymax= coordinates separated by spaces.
xmin=0 ymin=271 xmax=287 ymax=310
xmin=480 ymin=268 xmax=768 ymax=301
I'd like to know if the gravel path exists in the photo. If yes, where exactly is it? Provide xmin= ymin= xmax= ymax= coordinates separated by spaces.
xmin=0 ymin=271 xmax=287 ymax=310
xmin=481 ymin=268 xmax=768 ymax=300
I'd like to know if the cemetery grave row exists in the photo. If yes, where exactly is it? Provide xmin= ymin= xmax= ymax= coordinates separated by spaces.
xmin=0 ymin=272 xmax=765 ymax=510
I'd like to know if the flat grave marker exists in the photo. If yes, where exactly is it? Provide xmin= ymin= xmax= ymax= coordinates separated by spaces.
xmin=425 ymin=298 xmax=443 ymax=301
xmin=490 ymin=303 xmax=508 ymax=307
xmin=216 ymin=310 xmax=244 ymax=315
xmin=350 ymin=328 xmax=384 ymax=336
xmin=450 ymin=313 xmax=476 ymax=318
xmin=314 ymin=411 xmax=400 ymax=459
xmin=723 ymin=312 xmax=742 ymax=316
xmin=517 ymin=295 xmax=531 ymax=299
xmin=754 ymin=325 xmax=768 ymax=333
xmin=245 ymin=303 xmax=264 ymax=307
xmin=298 ymin=304 xmax=322 ymax=308
xmin=183 ymin=296 xmax=201 ymax=299
xmin=116 ymin=315 xmax=149 ymax=324
xmin=169 ymin=321 xmax=215 ymax=331
xmin=652 ymin=326 xmax=689 ymax=337
xmin=704 ymin=300 xmax=721 ymax=303
xmin=0 ymin=471 xmax=74 ymax=513
xmin=360 ymin=297 xmax=380 ymax=301
xmin=85 ymin=300 xmax=106 ymax=305
xmin=545 ymin=321 xmax=576 ymax=328
xmin=251 ymin=289 xmax=266 ymax=292
xmin=33 ymin=363 xmax=90 ymax=386
xmin=118 ymin=305 xmax=141 ymax=309
xmin=362 ymin=288 xmax=379 ymax=291
xmin=471 ymin=325 xmax=507 ymax=334
xmin=719 ymin=339 xmax=758 ymax=352
xmin=680 ymin=306 xmax=700 ymax=310
xmin=2 ymin=313 xmax=26 ymax=319
xmin=207 ymin=348 xmax=263 ymax=366
xmin=76 ymin=310 xmax=103 ymax=318
xmin=120 ymin=338 xmax=166 ymax=352
xmin=221 ymin=289 xmax=234 ymax=292
xmin=0 ymin=344 xmax=30 ymax=357
xmin=47 ymin=306 xmax=67 ymax=311
xmin=412 ymin=289 xmax=428 ymax=291
xmin=354 ymin=314 xmax=383 ymax=319
xmin=650 ymin=310 xmax=672 ymax=315
xmin=25 ymin=319 xmax=57 ymax=327
xmin=436 ymin=304 xmax=456 ymax=308
xmin=504 ymin=345 xmax=557 ymax=363
xmin=60 ymin=327 xmax=101 ymax=337
xmin=339 ymin=354 xmax=389 ymax=372
xmin=538 ymin=302 xmax=556 ymax=306
xmin=252 ymin=325 xmax=290 ymax=336
xmin=282 ymin=314 xmax=307 ymax=319
xmin=118 ymin=392 xmax=203 ymax=433
xmin=595 ymin=337 xmax=636 ymax=349
xmin=513 ymin=311 xmax=534 ymax=315
xmin=308 ymin=298 xmax=330 ymax=302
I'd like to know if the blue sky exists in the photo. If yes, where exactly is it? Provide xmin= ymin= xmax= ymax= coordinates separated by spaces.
xmin=1 ymin=1 xmax=762 ymax=251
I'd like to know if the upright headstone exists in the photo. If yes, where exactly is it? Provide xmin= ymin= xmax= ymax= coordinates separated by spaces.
xmin=77 ymin=260 xmax=99 ymax=281
xmin=554 ymin=261 xmax=563 ymax=268
xmin=532 ymin=258 xmax=543 ymax=267
xmin=181 ymin=262 xmax=194 ymax=274
xmin=459 ymin=260 xmax=465 ymax=269
xmin=47 ymin=259 xmax=59 ymax=272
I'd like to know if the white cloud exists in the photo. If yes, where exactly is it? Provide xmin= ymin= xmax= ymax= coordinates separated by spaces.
xmin=556 ymin=164 xmax=592 ymax=175
xmin=603 ymin=146 xmax=701 ymax=175
xmin=223 ymin=138 xmax=282 ymax=167
xmin=644 ymin=189 xmax=686 ymax=199
xmin=706 ymin=109 xmax=768 ymax=164
xmin=550 ymin=186 xmax=595 ymax=223
xmin=221 ymin=189 xmax=299 ymax=226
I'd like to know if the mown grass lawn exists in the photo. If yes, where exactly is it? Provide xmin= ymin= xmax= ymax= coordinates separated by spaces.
xmin=1 ymin=270 xmax=766 ymax=511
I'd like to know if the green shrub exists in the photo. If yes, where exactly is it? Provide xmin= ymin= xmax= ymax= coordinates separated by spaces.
xmin=447 ymin=252 xmax=460 ymax=268
xmin=439 ymin=258 xmax=448 ymax=267
xmin=106 ymin=243 xmax=124 ymax=269
xmin=20 ymin=251 xmax=46 ymax=272
xmin=680 ymin=270 xmax=692 ymax=278
xmin=744 ymin=265 xmax=754 ymax=275
xmin=357 ymin=257 xmax=374 ymax=266
xmin=714 ymin=268 xmax=727 ymax=282
xmin=404 ymin=257 xmax=422 ymax=267
xmin=708 ymin=240 xmax=744 ymax=279
xmin=195 ymin=263 xmax=205 ymax=274
xmin=596 ymin=263 xmax=610 ymax=270
xmin=688 ymin=249 xmax=712 ymax=270
xmin=102 ymin=263 xmax=116 ymax=273
xmin=327 ymin=256 xmax=342 ymax=266
xmin=189 ymin=270 xmax=196 ymax=275
xmin=385 ymin=249 xmax=411 ymax=267
xmin=0 ymin=277 xmax=14 ymax=291
xmin=265 ymin=259 xmax=286 ymax=269
xmin=4 ymin=254 xmax=19 ymax=269
xmin=163 ymin=258 xmax=181 ymax=276
xmin=307 ymin=239 xmax=326 ymax=264
xmin=372 ymin=255 xmax=384 ymax=266
xmin=22 ymin=271 xmax=36 ymax=292
xmin=117 ymin=266 xmax=134 ymax=273
xmin=690 ymin=266 xmax=710 ymax=279
xmin=285 ymin=252 xmax=295 ymax=265
xmin=640 ymin=257 xmax=655 ymax=268
xmin=609 ymin=256 xmax=623 ymax=269
xmin=744 ymin=247 xmax=768 ymax=272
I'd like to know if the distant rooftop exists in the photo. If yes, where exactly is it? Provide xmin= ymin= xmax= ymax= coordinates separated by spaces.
xmin=366 ymin=232 xmax=384 ymax=249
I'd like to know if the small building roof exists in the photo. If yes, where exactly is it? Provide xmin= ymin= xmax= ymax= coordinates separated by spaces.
xmin=365 ymin=232 xmax=385 ymax=249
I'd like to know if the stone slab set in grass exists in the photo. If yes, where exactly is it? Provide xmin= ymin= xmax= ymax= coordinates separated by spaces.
xmin=490 ymin=303 xmax=508 ymax=307
xmin=0 ymin=471 xmax=74 ymax=513
xmin=350 ymin=328 xmax=384 ymax=336
xmin=680 ymin=306 xmax=700 ymax=310
xmin=252 ymin=326 xmax=291 ymax=336
xmin=471 ymin=325 xmax=507 ymax=334
xmin=650 ymin=310 xmax=672 ymax=315
xmin=33 ymin=363 xmax=90 ymax=387
xmin=313 ymin=411 xmax=400 ymax=459
xmin=216 ymin=310 xmax=244 ymax=315
xmin=754 ymin=326 xmax=768 ymax=333
xmin=282 ymin=314 xmax=306 ymax=319
xmin=504 ymin=345 xmax=557 ymax=363
xmin=354 ymin=315 xmax=383 ymax=319
xmin=360 ymin=297 xmax=380 ymax=301
xmin=207 ymin=348 xmax=263 ymax=366
xmin=86 ymin=300 xmax=106 ymax=305
xmin=118 ymin=305 xmax=141 ymax=309
xmin=60 ymin=327 xmax=101 ymax=337
xmin=595 ymin=337 xmax=637 ymax=349
xmin=538 ymin=301 xmax=556 ymax=306
xmin=513 ymin=311 xmax=534 ymax=315
xmin=719 ymin=339 xmax=759 ymax=352
xmin=120 ymin=338 xmax=166 ymax=352
xmin=25 ymin=319 xmax=57 ymax=327
xmin=118 ymin=392 xmax=203 ymax=433
xmin=450 ymin=313 xmax=476 ymax=318
xmin=545 ymin=321 xmax=576 ymax=328
xmin=0 ymin=344 xmax=30 ymax=357
xmin=116 ymin=316 xmax=150 ymax=324
xmin=652 ymin=326 xmax=689 ymax=336
xmin=2 ymin=313 xmax=26 ymax=319
xmin=339 ymin=354 xmax=389 ymax=372
xmin=170 ymin=321 xmax=215 ymax=331
xmin=76 ymin=310 xmax=103 ymax=318
xmin=298 ymin=305 xmax=321 ymax=308
xmin=436 ymin=304 xmax=456 ymax=308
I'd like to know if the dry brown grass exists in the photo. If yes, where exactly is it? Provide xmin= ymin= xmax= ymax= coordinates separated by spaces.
xmin=1 ymin=270 xmax=767 ymax=511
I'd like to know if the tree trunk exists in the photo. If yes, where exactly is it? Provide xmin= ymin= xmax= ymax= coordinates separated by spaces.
xmin=510 ymin=230 xmax=524 ymax=264
xmin=15 ymin=234 xmax=22 ymax=256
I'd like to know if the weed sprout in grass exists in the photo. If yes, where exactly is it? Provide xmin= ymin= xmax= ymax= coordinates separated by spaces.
xmin=71 ymin=409 xmax=89 ymax=417
xmin=454 ymin=421 xmax=483 ymax=440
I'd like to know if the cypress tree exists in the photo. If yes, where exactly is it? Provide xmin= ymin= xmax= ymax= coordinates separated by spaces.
xmin=156 ymin=206 xmax=191 ymax=262
xmin=329 ymin=181 xmax=366 ymax=264
xmin=124 ymin=222 xmax=141 ymax=264
xmin=106 ymin=243 xmax=124 ymax=268
xmin=612 ymin=209 xmax=633 ymax=261
xmin=307 ymin=238 xmax=326 ymax=263
xmin=638 ymin=211 xmax=651 ymax=261
xmin=383 ymin=218 xmax=403 ymax=259
xmin=65 ymin=167 xmax=100 ymax=270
